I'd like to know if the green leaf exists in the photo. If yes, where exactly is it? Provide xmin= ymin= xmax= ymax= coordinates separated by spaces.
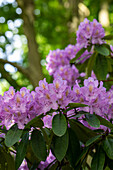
xmin=102 ymin=44 xmax=112 ymax=52
xmin=86 ymin=114 xmax=100 ymax=128
xmin=25 ymin=114 xmax=44 ymax=129
xmin=107 ymin=58 xmax=112 ymax=72
xmin=0 ymin=147 xmax=15 ymax=170
xmin=93 ymin=55 xmax=108 ymax=80
xmin=5 ymin=124 xmax=23 ymax=147
xmin=69 ymin=119 xmax=97 ymax=143
xmin=62 ymin=164 xmax=73 ymax=170
xmin=31 ymin=129 xmax=47 ymax=161
xmin=52 ymin=131 xmax=69 ymax=162
xmin=87 ymin=52 xmax=98 ymax=77
xmin=41 ymin=128 xmax=50 ymax=145
xmin=86 ymin=135 xmax=102 ymax=146
xmin=64 ymin=103 xmax=88 ymax=114
xmin=103 ymin=138 xmax=113 ymax=159
xmin=49 ymin=161 xmax=58 ymax=170
xmin=91 ymin=146 xmax=105 ymax=170
xmin=96 ymin=115 xmax=113 ymax=129
xmin=15 ymin=132 xmax=29 ymax=170
xmin=75 ymin=146 xmax=89 ymax=166
xmin=52 ymin=114 xmax=67 ymax=137
xmin=66 ymin=128 xmax=80 ymax=168
xmin=26 ymin=142 xmax=40 ymax=169
xmin=70 ymin=47 xmax=86 ymax=63
xmin=68 ymin=111 xmax=88 ymax=118
xmin=104 ymin=35 xmax=113 ymax=40
xmin=95 ymin=45 xmax=110 ymax=56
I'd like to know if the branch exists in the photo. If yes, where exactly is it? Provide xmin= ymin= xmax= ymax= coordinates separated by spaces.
xmin=0 ymin=58 xmax=30 ymax=79
xmin=0 ymin=63 xmax=22 ymax=89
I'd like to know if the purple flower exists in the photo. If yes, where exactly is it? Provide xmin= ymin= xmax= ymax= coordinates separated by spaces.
xmin=76 ymin=18 xmax=105 ymax=48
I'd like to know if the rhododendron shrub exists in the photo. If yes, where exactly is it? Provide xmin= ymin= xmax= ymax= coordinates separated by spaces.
xmin=1 ymin=19 xmax=113 ymax=170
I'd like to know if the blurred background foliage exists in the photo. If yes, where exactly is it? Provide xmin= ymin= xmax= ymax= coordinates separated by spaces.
xmin=0 ymin=0 xmax=113 ymax=94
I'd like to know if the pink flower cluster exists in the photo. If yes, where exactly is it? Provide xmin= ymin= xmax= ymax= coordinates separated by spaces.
xmin=46 ymin=45 xmax=80 ymax=86
xmin=46 ymin=18 xmax=105 ymax=84
xmin=76 ymin=18 xmax=105 ymax=48
xmin=0 ymin=77 xmax=112 ymax=131
xmin=46 ymin=44 xmax=92 ymax=86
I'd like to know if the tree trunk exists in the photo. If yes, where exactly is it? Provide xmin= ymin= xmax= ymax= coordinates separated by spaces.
xmin=16 ymin=0 xmax=44 ymax=87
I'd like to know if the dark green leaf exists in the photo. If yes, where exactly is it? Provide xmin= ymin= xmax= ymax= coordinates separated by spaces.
xmin=104 ymin=35 xmax=113 ymax=40
xmin=52 ymin=131 xmax=69 ymax=162
xmin=69 ymin=119 xmax=97 ymax=143
xmin=75 ymin=146 xmax=89 ymax=166
xmin=52 ymin=114 xmax=67 ymax=137
xmin=62 ymin=164 xmax=73 ymax=170
xmin=93 ymin=55 xmax=108 ymax=80
xmin=91 ymin=146 xmax=105 ymax=170
xmin=70 ymin=48 xmax=86 ymax=63
xmin=87 ymin=52 xmax=98 ymax=77
xmin=86 ymin=114 xmax=100 ymax=128
xmin=15 ymin=132 xmax=29 ymax=170
xmin=0 ymin=147 xmax=15 ymax=170
xmin=103 ymin=138 xmax=113 ymax=159
xmin=107 ymin=58 xmax=112 ymax=72
xmin=41 ymin=128 xmax=50 ymax=145
xmin=25 ymin=114 xmax=44 ymax=129
xmin=103 ymin=44 xmax=112 ymax=52
xmin=95 ymin=45 xmax=110 ymax=56
xmin=66 ymin=128 xmax=80 ymax=168
xmin=49 ymin=161 xmax=58 ymax=170
xmin=5 ymin=124 xmax=23 ymax=147
xmin=26 ymin=142 xmax=40 ymax=169
xmin=31 ymin=129 xmax=47 ymax=161
xmin=96 ymin=115 xmax=113 ymax=129
xmin=86 ymin=135 xmax=102 ymax=146
xmin=69 ymin=111 xmax=88 ymax=118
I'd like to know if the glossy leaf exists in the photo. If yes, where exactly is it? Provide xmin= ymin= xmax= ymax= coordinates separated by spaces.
xmin=93 ymin=55 xmax=108 ymax=80
xmin=66 ymin=128 xmax=80 ymax=168
xmin=91 ymin=146 xmax=105 ymax=170
xmin=52 ymin=114 xmax=67 ymax=137
xmin=86 ymin=134 xmax=102 ymax=146
xmin=5 ymin=124 xmax=23 ymax=147
xmin=25 ymin=114 xmax=44 ymax=129
xmin=75 ymin=146 xmax=89 ymax=166
xmin=15 ymin=132 xmax=29 ymax=169
xmin=96 ymin=115 xmax=113 ymax=129
xmin=52 ymin=131 xmax=69 ymax=161
xmin=86 ymin=114 xmax=100 ymax=128
xmin=69 ymin=119 xmax=97 ymax=143
xmin=87 ymin=52 xmax=98 ymax=77
xmin=95 ymin=45 xmax=110 ymax=56
xmin=31 ymin=129 xmax=47 ymax=161
xmin=103 ymin=138 xmax=113 ymax=159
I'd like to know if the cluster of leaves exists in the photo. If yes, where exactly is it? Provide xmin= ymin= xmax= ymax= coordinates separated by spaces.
xmin=0 ymin=101 xmax=113 ymax=169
